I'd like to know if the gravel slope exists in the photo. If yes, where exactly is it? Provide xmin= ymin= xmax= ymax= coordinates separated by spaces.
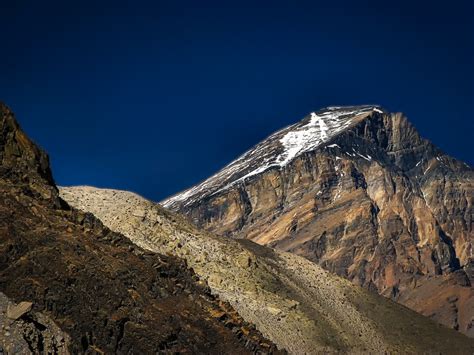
xmin=61 ymin=185 xmax=474 ymax=354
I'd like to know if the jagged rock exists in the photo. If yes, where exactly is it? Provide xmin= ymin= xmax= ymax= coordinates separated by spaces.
xmin=161 ymin=106 xmax=474 ymax=338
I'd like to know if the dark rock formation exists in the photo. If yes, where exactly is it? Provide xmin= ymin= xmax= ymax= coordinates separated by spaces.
xmin=0 ymin=292 xmax=71 ymax=354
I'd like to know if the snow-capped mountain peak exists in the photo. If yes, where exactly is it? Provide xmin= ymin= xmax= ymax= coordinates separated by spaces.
xmin=162 ymin=105 xmax=383 ymax=208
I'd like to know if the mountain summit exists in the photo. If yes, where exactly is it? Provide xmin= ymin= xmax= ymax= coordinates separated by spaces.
xmin=163 ymin=105 xmax=384 ymax=209
xmin=162 ymin=106 xmax=474 ymax=337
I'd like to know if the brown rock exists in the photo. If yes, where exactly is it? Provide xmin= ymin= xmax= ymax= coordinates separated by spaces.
xmin=6 ymin=301 xmax=32 ymax=320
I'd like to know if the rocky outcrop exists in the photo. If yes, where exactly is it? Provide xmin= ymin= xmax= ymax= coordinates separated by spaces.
xmin=162 ymin=106 xmax=474 ymax=337
xmin=0 ymin=292 xmax=70 ymax=355
xmin=0 ymin=104 xmax=58 ymax=204
xmin=0 ymin=293 xmax=71 ymax=354
xmin=61 ymin=186 xmax=474 ymax=353
xmin=0 ymin=102 xmax=280 ymax=354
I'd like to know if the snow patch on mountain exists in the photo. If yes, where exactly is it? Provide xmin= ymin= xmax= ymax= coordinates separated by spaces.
xmin=277 ymin=108 xmax=371 ymax=166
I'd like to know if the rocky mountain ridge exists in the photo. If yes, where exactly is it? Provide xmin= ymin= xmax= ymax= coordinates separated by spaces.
xmin=0 ymin=102 xmax=280 ymax=354
xmin=162 ymin=106 xmax=474 ymax=337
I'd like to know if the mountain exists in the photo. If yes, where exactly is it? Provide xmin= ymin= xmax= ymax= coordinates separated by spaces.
xmin=161 ymin=105 xmax=474 ymax=337
xmin=61 ymin=185 xmax=474 ymax=354
xmin=0 ymin=103 xmax=280 ymax=353
xmin=4 ymin=100 xmax=474 ymax=354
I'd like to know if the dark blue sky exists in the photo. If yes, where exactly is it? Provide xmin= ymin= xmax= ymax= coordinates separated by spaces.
xmin=1 ymin=0 xmax=472 ymax=201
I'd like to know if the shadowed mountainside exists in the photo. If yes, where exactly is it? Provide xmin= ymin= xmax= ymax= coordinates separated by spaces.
xmin=0 ymin=103 xmax=280 ymax=354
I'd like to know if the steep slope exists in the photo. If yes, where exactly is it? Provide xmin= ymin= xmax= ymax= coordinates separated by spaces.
xmin=162 ymin=105 xmax=474 ymax=337
xmin=61 ymin=185 xmax=474 ymax=354
xmin=0 ymin=103 xmax=279 ymax=354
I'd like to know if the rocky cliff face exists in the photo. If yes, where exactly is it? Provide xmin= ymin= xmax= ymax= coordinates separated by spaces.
xmin=162 ymin=106 xmax=474 ymax=337
xmin=61 ymin=185 xmax=474 ymax=354
xmin=0 ymin=103 xmax=280 ymax=354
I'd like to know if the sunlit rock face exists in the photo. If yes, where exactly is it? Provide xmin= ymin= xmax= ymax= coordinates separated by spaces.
xmin=162 ymin=106 xmax=474 ymax=337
